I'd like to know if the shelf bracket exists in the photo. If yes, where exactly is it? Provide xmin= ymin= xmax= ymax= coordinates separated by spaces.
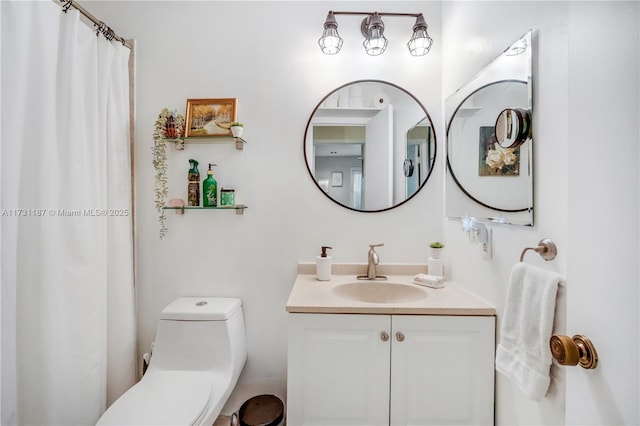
xmin=234 ymin=137 xmax=246 ymax=150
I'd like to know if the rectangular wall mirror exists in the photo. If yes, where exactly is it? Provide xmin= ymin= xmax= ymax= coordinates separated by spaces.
xmin=445 ymin=30 xmax=533 ymax=226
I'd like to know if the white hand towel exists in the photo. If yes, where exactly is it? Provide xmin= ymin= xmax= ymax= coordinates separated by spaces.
xmin=495 ymin=262 xmax=565 ymax=401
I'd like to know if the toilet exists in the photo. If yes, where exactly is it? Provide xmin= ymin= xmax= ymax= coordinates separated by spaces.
xmin=97 ymin=297 xmax=247 ymax=426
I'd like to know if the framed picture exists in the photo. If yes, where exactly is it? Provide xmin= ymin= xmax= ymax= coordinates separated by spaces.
xmin=478 ymin=126 xmax=520 ymax=176
xmin=185 ymin=98 xmax=237 ymax=137
xmin=331 ymin=171 xmax=343 ymax=187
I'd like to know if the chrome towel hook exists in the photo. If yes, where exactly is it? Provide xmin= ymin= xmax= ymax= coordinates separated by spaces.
xmin=520 ymin=238 xmax=557 ymax=262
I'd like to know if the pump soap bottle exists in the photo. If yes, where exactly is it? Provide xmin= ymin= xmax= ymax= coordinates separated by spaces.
xmin=316 ymin=246 xmax=332 ymax=281
xmin=188 ymin=159 xmax=200 ymax=206
xmin=202 ymin=163 xmax=218 ymax=207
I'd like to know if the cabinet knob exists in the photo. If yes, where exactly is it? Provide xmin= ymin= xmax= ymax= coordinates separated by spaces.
xmin=550 ymin=334 xmax=598 ymax=369
xmin=396 ymin=332 xmax=405 ymax=342
xmin=380 ymin=331 xmax=389 ymax=342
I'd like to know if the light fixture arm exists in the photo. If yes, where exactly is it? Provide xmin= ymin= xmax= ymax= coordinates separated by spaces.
xmin=328 ymin=11 xmax=424 ymax=19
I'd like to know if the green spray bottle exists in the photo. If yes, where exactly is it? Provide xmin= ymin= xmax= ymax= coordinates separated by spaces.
xmin=187 ymin=159 xmax=200 ymax=206
xmin=202 ymin=163 xmax=218 ymax=207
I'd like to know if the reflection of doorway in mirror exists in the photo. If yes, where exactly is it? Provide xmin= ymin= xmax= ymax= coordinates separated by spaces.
xmin=406 ymin=121 xmax=434 ymax=198
xmin=350 ymin=168 xmax=362 ymax=210
xmin=406 ymin=143 xmax=421 ymax=197
xmin=478 ymin=126 xmax=520 ymax=176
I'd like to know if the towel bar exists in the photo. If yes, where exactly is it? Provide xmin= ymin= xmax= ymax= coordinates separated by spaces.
xmin=520 ymin=238 xmax=557 ymax=262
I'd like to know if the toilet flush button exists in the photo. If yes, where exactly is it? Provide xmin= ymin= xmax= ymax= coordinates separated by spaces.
xmin=196 ymin=301 xmax=208 ymax=306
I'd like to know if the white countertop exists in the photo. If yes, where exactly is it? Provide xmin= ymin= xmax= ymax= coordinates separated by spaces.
xmin=286 ymin=263 xmax=496 ymax=316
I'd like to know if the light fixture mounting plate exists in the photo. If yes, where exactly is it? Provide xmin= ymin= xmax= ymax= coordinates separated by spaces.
xmin=360 ymin=15 xmax=384 ymax=38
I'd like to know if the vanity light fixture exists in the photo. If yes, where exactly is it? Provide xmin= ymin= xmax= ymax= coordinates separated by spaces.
xmin=318 ymin=12 xmax=343 ymax=55
xmin=362 ymin=13 xmax=388 ymax=56
xmin=318 ymin=11 xmax=433 ymax=57
xmin=407 ymin=14 xmax=433 ymax=56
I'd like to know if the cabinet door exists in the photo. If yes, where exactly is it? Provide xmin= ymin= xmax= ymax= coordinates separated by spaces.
xmin=390 ymin=315 xmax=495 ymax=426
xmin=287 ymin=313 xmax=391 ymax=425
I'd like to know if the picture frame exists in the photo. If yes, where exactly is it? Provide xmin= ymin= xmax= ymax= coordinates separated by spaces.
xmin=185 ymin=98 xmax=237 ymax=137
xmin=478 ymin=126 xmax=520 ymax=176
xmin=331 ymin=171 xmax=343 ymax=187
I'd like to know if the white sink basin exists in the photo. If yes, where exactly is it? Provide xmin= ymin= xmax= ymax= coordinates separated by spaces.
xmin=331 ymin=281 xmax=427 ymax=304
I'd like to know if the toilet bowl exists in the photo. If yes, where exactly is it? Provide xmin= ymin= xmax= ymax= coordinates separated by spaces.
xmin=97 ymin=297 xmax=247 ymax=426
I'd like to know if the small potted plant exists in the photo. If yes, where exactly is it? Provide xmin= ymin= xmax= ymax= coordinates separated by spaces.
xmin=429 ymin=241 xmax=445 ymax=259
xmin=230 ymin=121 xmax=244 ymax=138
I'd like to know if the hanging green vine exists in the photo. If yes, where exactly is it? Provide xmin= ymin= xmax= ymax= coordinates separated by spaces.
xmin=152 ymin=108 xmax=185 ymax=239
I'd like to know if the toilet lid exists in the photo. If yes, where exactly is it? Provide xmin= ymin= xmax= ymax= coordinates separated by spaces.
xmin=161 ymin=297 xmax=242 ymax=321
xmin=97 ymin=371 xmax=213 ymax=426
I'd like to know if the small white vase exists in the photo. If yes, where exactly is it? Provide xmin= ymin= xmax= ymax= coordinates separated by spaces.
xmin=430 ymin=248 xmax=443 ymax=259
xmin=230 ymin=126 xmax=243 ymax=138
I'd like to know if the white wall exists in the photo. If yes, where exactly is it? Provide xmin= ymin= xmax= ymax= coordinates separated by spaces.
xmin=87 ymin=0 xmax=443 ymax=411
xmin=444 ymin=2 xmax=639 ymax=425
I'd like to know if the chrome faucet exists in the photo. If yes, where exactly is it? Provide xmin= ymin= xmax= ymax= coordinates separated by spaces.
xmin=357 ymin=243 xmax=387 ymax=280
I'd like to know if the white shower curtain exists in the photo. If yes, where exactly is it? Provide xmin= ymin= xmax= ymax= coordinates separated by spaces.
xmin=1 ymin=1 xmax=136 ymax=424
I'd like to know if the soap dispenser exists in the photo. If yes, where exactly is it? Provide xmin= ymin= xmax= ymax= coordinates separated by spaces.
xmin=316 ymin=246 xmax=332 ymax=281
xmin=202 ymin=163 xmax=218 ymax=207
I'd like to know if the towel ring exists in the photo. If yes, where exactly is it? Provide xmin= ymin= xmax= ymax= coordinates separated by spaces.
xmin=520 ymin=238 xmax=557 ymax=262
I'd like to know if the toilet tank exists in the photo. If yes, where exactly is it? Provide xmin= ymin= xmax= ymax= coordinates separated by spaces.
xmin=147 ymin=297 xmax=247 ymax=374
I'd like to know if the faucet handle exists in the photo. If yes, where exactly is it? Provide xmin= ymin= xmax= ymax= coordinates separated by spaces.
xmin=369 ymin=243 xmax=384 ymax=249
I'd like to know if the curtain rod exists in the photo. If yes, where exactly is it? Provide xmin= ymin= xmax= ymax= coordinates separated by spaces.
xmin=59 ymin=0 xmax=132 ymax=49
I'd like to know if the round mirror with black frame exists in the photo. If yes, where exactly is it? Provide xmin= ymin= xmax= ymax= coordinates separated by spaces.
xmin=446 ymin=79 xmax=531 ymax=213
xmin=304 ymin=80 xmax=437 ymax=212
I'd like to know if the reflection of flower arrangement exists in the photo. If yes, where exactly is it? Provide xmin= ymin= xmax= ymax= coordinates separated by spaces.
xmin=479 ymin=127 xmax=520 ymax=176
xmin=486 ymin=143 xmax=518 ymax=172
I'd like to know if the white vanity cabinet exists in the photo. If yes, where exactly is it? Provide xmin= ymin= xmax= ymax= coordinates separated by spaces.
xmin=287 ymin=314 xmax=390 ymax=426
xmin=287 ymin=313 xmax=495 ymax=426
xmin=389 ymin=315 xmax=495 ymax=425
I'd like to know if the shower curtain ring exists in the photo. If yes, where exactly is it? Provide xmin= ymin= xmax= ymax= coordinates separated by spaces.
xmin=61 ymin=0 xmax=73 ymax=13
xmin=95 ymin=22 xmax=104 ymax=38
xmin=105 ymin=27 xmax=115 ymax=41
xmin=96 ymin=22 xmax=115 ymax=42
